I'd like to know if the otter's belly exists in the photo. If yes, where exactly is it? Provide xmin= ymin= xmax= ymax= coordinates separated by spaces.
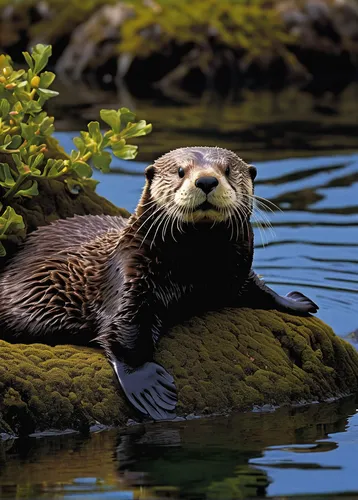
xmin=155 ymin=254 xmax=249 ymax=319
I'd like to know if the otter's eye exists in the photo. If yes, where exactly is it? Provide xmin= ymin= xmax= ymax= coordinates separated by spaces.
xmin=178 ymin=167 xmax=185 ymax=178
xmin=225 ymin=166 xmax=230 ymax=176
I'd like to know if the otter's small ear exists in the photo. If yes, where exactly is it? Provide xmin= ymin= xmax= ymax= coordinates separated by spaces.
xmin=249 ymin=165 xmax=257 ymax=181
xmin=145 ymin=165 xmax=155 ymax=182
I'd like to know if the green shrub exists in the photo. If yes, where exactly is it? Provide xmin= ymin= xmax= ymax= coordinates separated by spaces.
xmin=0 ymin=43 xmax=151 ymax=256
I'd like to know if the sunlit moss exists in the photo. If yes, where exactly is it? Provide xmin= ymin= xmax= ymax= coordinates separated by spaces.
xmin=119 ymin=0 xmax=293 ymax=59
xmin=1 ymin=0 xmax=293 ymax=54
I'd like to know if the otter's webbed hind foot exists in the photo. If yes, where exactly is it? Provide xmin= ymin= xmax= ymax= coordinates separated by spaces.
xmin=274 ymin=290 xmax=319 ymax=314
xmin=110 ymin=358 xmax=177 ymax=421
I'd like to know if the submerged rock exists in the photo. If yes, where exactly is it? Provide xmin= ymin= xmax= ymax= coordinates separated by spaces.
xmin=1 ymin=308 xmax=357 ymax=437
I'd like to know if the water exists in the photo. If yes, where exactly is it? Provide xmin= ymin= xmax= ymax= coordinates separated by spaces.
xmin=1 ymin=86 xmax=358 ymax=498
xmin=1 ymin=397 xmax=358 ymax=499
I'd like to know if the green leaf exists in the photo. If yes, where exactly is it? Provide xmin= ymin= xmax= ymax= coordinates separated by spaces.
xmin=29 ymin=153 xmax=44 ymax=170
xmin=0 ymin=99 xmax=10 ymax=118
xmin=73 ymin=136 xmax=86 ymax=155
xmin=9 ymin=69 xmax=25 ymax=82
xmin=112 ymin=144 xmax=138 ymax=160
xmin=42 ymin=158 xmax=66 ymax=178
xmin=0 ymin=163 xmax=15 ymax=187
xmin=9 ymin=135 xmax=22 ymax=149
xmin=36 ymin=88 xmax=59 ymax=100
xmin=88 ymin=121 xmax=102 ymax=145
xmin=72 ymin=160 xmax=92 ymax=178
xmin=92 ymin=151 xmax=112 ymax=172
xmin=20 ymin=123 xmax=38 ymax=140
xmin=12 ymin=154 xmax=22 ymax=168
xmin=121 ymin=120 xmax=152 ymax=139
xmin=118 ymin=108 xmax=136 ymax=128
xmin=100 ymin=109 xmax=121 ymax=133
xmin=2 ymin=134 xmax=12 ymax=148
xmin=38 ymin=116 xmax=55 ymax=136
xmin=22 ymin=51 xmax=34 ymax=71
xmin=0 ymin=206 xmax=25 ymax=236
xmin=16 ymin=162 xmax=32 ymax=176
xmin=0 ymin=242 xmax=5 ymax=257
xmin=13 ymin=101 xmax=23 ymax=113
xmin=23 ymin=100 xmax=43 ymax=114
xmin=80 ymin=131 xmax=90 ymax=142
xmin=13 ymin=89 xmax=31 ymax=102
xmin=39 ymin=71 xmax=56 ymax=89
xmin=32 ymin=44 xmax=52 ymax=74
xmin=15 ymin=181 xmax=39 ymax=198
xmin=111 ymin=138 xmax=126 ymax=151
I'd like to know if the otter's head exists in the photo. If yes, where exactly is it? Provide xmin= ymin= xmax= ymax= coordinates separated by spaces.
xmin=140 ymin=146 xmax=256 ymax=225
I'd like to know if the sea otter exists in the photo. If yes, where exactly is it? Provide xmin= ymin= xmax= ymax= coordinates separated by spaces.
xmin=0 ymin=147 xmax=318 ymax=421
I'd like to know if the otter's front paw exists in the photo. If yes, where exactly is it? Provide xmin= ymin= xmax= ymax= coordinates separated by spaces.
xmin=111 ymin=359 xmax=177 ymax=421
xmin=285 ymin=291 xmax=319 ymax=314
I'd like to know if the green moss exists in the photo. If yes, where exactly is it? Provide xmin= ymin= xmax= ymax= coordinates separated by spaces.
xmin=1 ymin=308 xmax=358 ymax=436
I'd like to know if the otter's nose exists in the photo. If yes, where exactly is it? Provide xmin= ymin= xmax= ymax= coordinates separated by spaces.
xmin=195 ymin=176 xmax=219 ymax=194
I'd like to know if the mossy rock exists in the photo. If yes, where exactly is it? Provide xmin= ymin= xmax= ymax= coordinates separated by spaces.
xmin=1 ymin=308 xmax=358 ymax=437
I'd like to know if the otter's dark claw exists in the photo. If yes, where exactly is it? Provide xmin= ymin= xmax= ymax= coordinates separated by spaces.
xmin=110 ymin=359 xmax=177 ymax=421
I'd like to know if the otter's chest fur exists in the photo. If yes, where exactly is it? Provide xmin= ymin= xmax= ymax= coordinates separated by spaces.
xmin=146 ymin=227 xmax=253 ymax=315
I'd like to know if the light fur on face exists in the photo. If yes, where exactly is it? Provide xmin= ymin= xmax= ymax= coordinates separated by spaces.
xmin=174 ymin=165 xmax=236 ymax=222
xmin=146 ymin=147 xmax=256 ymax=228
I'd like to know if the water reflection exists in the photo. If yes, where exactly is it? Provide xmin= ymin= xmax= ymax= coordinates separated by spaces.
xmin=49 ymin=82 xmax=358 ymax=163
xmin=251 ymin=410 xmax=358 ymax=497
xmin=2 ymin=397 xmax=357 ymax=498
xmin=0 ymin=398 xmax=358 ymax=500
xmin=115 ymin=398 xmax=358 ymax=499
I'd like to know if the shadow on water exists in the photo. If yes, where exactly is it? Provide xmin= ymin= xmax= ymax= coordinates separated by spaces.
xmin=1 ymin=396 xmax=358 ymax=499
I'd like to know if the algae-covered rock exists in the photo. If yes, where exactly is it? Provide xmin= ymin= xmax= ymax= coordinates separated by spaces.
xmin=1 ymin=308 xmax=358 ymax=437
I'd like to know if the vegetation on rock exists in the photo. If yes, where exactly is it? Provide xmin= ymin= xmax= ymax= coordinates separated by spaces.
xmin=1 ymin=0 xmax=294 ymax=55
xmin=119 ymin=0 xmax=294 ymax=59
xmin=0 ymin=43 xmax=151 ymax=256
xmin=1 ymin=308 xmax=358 ymax=437
xmin=1 ymin=0 xmax=357 ymax=89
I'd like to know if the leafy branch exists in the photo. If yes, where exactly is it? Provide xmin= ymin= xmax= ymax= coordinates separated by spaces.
xmin=0 ymin=43 xmax=152 ymax=256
